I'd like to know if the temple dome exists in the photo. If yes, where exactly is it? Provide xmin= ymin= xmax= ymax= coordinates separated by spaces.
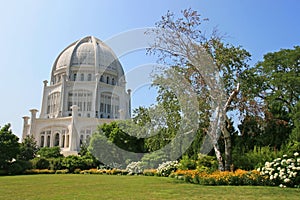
xmin=51 ymin=36 xmax=124 ymax=82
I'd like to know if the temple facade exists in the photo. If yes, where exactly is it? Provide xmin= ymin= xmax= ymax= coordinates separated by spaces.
xmin=22 ymin=36 xmax=131 ymax=155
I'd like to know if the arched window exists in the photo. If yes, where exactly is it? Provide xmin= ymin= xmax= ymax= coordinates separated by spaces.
xmin=80 ymin=73 xmax=84 ymax=81
xmin=106 ymin=76 xmax=109 ymax=84
xmin=100 ymin=75 xmax=104 ymax=82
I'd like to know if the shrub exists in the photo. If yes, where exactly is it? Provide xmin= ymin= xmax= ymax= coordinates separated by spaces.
xmin=178 ymin=155 xmax=197 ymax=170
xmin=257 ymin=152 xmax=300 ymax=188
xmin=232 ymin=146 xmax=282 ymax=170
xmin=31 ymin=157 xmax=50 ymax=169
xmin=157 ymin=161 xmax=178 ymax=177
xmin=48 ymin=158 xmax=63 ymax=170
xmin=37 ymin=147 xmax=63 ymax=158
xmin=196 ymin=154 xmax=218 ymax=173
xmin=8 ymin=162 xmax=23 ymax=175
xmin=126 ymin=161 xmax=143 ymax=175
xmin=6 ymin=160 xmax=32 ymax=175
xmin=61 ymin=156 xmax=83 ymax=173
xmin=178 ymin=154 xmax=218 ymax=173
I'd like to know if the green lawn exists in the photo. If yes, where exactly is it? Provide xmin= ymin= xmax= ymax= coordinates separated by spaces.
xmin=0 ymin=174 xmax=299 ymax=200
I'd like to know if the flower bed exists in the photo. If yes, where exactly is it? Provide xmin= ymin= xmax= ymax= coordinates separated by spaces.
xmin=171 ymin=169 xmax=269 ymax=186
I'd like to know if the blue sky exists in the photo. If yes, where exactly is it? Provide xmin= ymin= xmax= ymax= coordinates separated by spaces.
xmin=0 ymin=0 xmax=300 ymax=138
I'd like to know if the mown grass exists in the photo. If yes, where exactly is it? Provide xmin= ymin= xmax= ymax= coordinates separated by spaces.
xmin=0 ymin=174 xmax=299 ymax=200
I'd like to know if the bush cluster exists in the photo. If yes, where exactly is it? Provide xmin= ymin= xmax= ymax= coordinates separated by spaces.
xmin=157 ymin=161 xmax=178 ymax=177
xmin=257 ymin=152 xmax=300 ymax=188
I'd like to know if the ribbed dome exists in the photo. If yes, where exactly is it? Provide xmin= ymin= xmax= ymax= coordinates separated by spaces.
xmin=51 ymin=36 xmax=124 ymax=81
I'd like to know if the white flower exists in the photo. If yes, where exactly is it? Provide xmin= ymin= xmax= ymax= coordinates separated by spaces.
xmin=279 ymin=184 xmax=286 ymax=188
xmin=257 ymin=168 xmax=260 ymax=172
xmin=294 ymin=152 xmax=299 ymax=157
xmin=283 ymin=155 xmax=288 ymax=158
xmin=284 ymin=178 xmax=290 ymax=183
xmin=270 ymin=175 xmax=274 ymax=180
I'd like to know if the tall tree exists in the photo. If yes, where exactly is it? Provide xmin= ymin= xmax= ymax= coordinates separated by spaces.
xmin=0 ymin=124 xmax=20 ymax=169
xmin=18 ymin=135 xmax=39 ymax=161
xmin=241 ymin=46 xmax=300 ymax=149
xmin=147 ymin=9 xmax=250 ymax=170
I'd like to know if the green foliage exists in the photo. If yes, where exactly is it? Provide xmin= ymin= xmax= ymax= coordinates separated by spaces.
xmin=140 ymin=150 xmax=168 ymax=169
xmin=8 ymin=160 xmax=32 ymax=175
xmin=61 ymin=155 xmax=83 ymax=173
xmin=0 ymin=123 xmax=20 ymax=169
xmin=48 ymin=157 xmax=63 ymax=170
xmin=100 ymin=121 xmax=145 ymax=153
xmin=232 ymin=146 xmax=282 ymax=170
xmin=178 ymin=154 xmax=218 ymax=173
xmin=178 ymin=155 xmax=197 ymax=170
xmin=240 ymin=46 xmax=300 ymax=150
xmin=31 ymin=157 xmax=50 ymax=169
xmin=61 ymin=155 xmax=96 ymax=173
xmin=18 ymin=135 xmax=39 ymax=161
xmin=196 ymin=154 xmax=218 ymax=172
xmin=37 ymin=146 xmax=62 ymax=158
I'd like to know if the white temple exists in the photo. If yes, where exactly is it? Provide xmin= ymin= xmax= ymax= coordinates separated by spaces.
xmin=22 ymin=36 xmax=131 ymax=155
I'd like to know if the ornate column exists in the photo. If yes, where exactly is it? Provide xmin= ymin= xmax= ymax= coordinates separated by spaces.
xmin=22 ymin=116 xmax=30 ymax=142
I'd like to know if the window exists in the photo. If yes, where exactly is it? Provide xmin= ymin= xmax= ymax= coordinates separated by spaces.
xmin=100 ymin=75 xmax=103 ymax=82
xmin=54 ymin=133 xmax=59 ymax=146
xmin=112 ymin=78 xmax=115 ymax=85
xmin=73 ymin=73 xmax=77 ymax=81
xmin=106 ymin=76 xmax=109 ymax=84
xmin=107 ymin=104 xmax=111 ymax=113
xmin=47 ymin=135 xmax=50 ymax=147
xmin=87 ymin=102 xmax=91 ymax=111
xmin=100 ymin=103 xmax=104 ymax=112
xmin=81 ymin=73 xmax=84 ymax=81
xmin=62 ymin=135 xmax=65 ymax=148
xmin=80 ymin=135 xmax=84 ymax=145
xmin=88 ymin=74 xmax=92 ymax=81
xmin=40 ymin=135 xmax=44 ymax=147
xmin=68 ymin=102 xmax=72 ymax=111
